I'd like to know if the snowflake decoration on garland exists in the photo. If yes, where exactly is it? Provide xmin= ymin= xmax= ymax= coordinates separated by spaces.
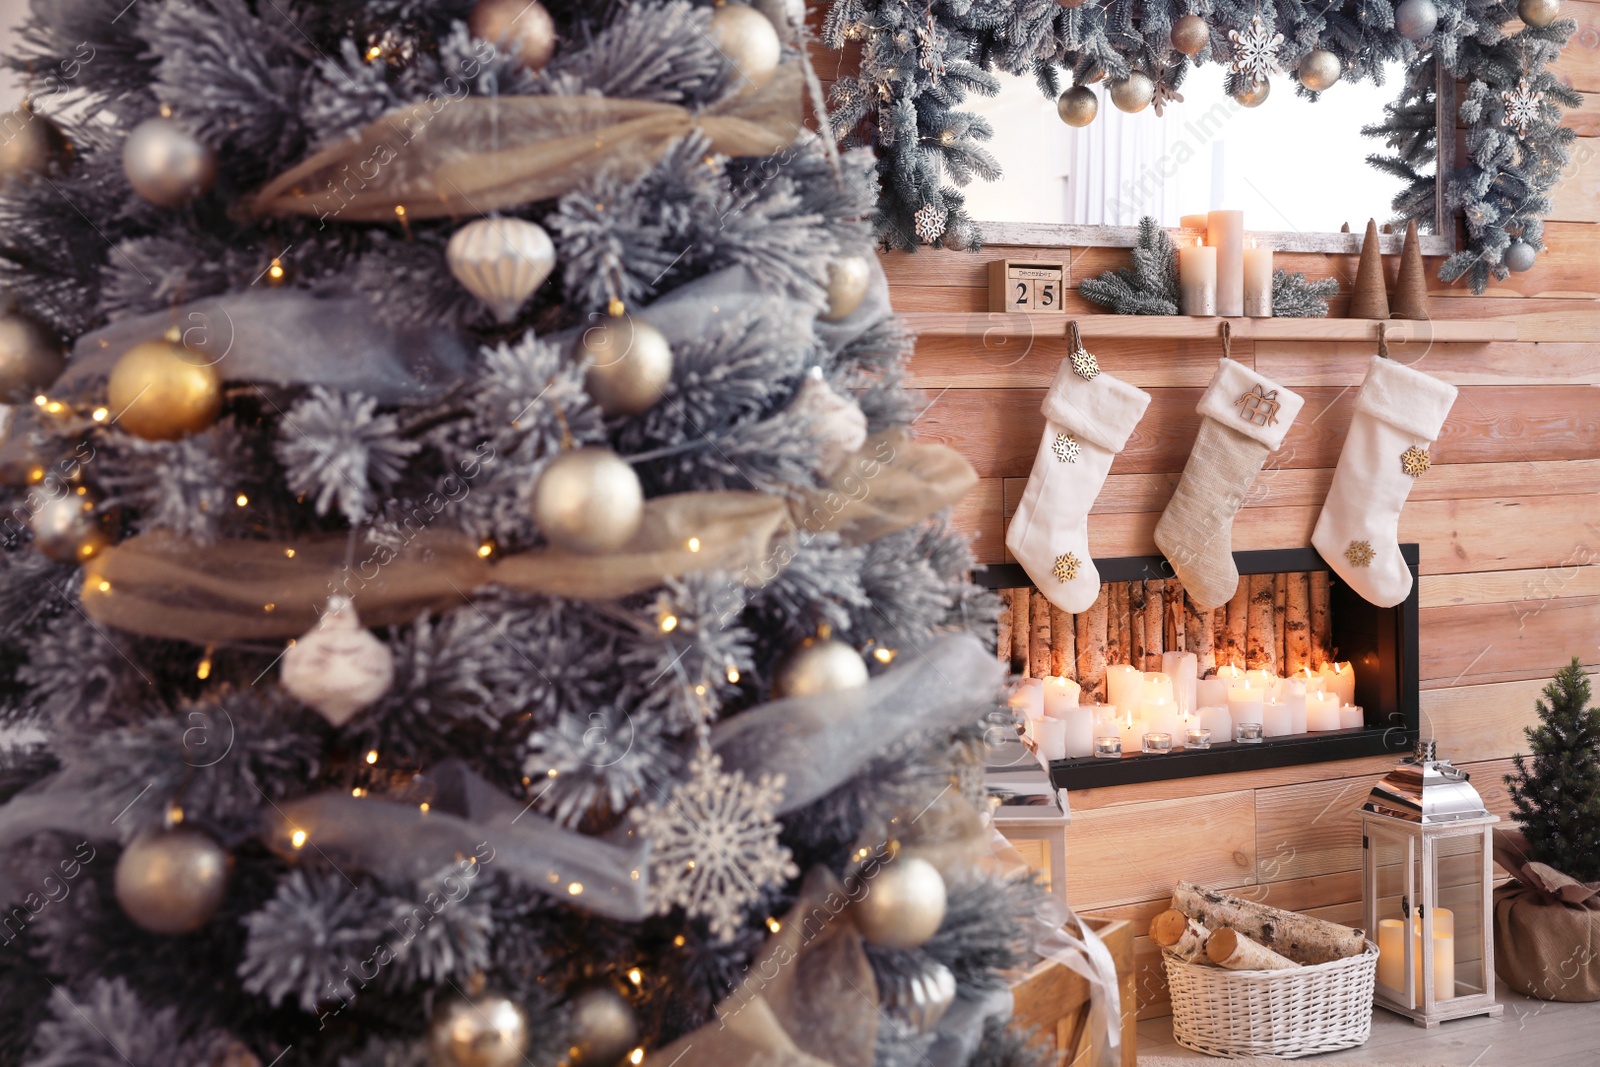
xmin=632 ymin=750 xmax=798 ymax=942
xmin=1152 ymin=82 xmax=1185 ymax=118
xmin=1502 ymin=78 xmax=1545 ymax=137
xmin=916 ymin=11 xmax=947 ymax=82
xmin=1228 ymin=16 xmax=1283 ymax=88
xmin=913 ymin=203 xmax=946 ymax=244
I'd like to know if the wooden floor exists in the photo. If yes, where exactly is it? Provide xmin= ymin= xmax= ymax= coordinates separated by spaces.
xmin=1136 ymin=982 xmax=1600 ymax=1065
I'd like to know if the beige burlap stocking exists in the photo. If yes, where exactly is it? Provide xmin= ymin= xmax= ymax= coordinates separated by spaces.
xmin=1154 ymin=358 xmax=1303 ymax=611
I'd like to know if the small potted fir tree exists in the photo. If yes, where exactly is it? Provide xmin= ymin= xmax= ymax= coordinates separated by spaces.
xmin=1495 ymin=658 xmax=1600 ymax=1001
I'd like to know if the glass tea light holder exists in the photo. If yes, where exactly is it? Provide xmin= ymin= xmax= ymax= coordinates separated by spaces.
xmin=1236 ymin=721 xmax=1265 ymax=744
xmin=1185 ymin=727 xmax=1212 ymax=750
xmin=1094 ymin=736 xmax=1123 ymax=759
xmin=1142 ymin=732 xmax=1173 ymax=755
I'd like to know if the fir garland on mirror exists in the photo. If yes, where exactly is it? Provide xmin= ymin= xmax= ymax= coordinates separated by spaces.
xmin=825 ymin=0 xmax=1579 ymax=292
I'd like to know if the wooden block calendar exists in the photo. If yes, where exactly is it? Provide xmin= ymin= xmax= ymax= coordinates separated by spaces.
xmin=988 ymin=258 xmax=1068 ymax=313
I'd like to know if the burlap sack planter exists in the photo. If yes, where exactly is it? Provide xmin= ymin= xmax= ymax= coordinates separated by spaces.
xmin=1493 ymin=830 xmax=1600 ymax=1002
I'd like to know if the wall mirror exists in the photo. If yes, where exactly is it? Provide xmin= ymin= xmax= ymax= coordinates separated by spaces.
xmin=964 ymin=60 xmax=1452 ymax=255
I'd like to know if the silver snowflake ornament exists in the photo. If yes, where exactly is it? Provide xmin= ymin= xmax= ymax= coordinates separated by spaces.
xmin=632 ymin=750 xmax=798 ymax=942
xmin=913 ymin=203 xmax=946 ymax=245
xmin=1228 ymin=16 xmax=1283 ymax=88
xmin=1502 ymin=78 xmax=1544 ymax=137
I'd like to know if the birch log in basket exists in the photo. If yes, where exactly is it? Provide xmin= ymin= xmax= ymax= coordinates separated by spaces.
xmin=1157 ymin=883 xmax=1378 ymax=1059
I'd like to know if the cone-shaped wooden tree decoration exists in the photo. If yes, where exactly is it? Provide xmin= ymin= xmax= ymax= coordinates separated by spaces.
xmin=1391 ymin=219 xmax=1430 ymax=320
xmin=1351 ymin=218 xmax=1390 ymax=319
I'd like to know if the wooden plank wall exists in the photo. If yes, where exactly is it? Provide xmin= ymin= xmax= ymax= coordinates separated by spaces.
xmin=869 ymin=2 xmax=1600 ymax=1019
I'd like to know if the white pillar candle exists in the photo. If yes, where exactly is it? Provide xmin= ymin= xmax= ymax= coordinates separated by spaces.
xmin=1306 ymin=690 xmax=1341 ymax=731
xmin=1196 ymin=704 xmax=1232 ymax=741
xmin=1262 ymin=698 xmax=1292 ymax=737
xmin=1414 ymin=909 xmax=1455 ymax=1000
xmin=1208 ymin=209 xmax=1245 ymax=316
xmin=1043 ymin=676 xmax=1081 ymax=718
xmin=1196 ymin=676 xmax=1228 ymax=710
xmin=1089 ymin=704 xmax=1119 ymax=733
xmin=1227 ymin=683 xmax=1264 ymax=728
xmin=1105 ymin=664 xmax=1144 ymax=714
xmin=1216 ymin=664 xmax=1246 ymax=686
xmin=1162 ymin=651 xmax=1199 ymax=716
xmin=1319 ymin=661 xmax=1356 ymax=707
xmin=1339 ymin=703 xmax=1365 ymax=729
xmin=1280 ymin=678 xmax=1308 ymax=734
xmin=1243 ymin=240 xmax=1273 ymax=317
xmin=1117 ymin=710 xmax=1148 ymax=753
xmin=1180 ymin=213 xmax=1210 ymax=231
xmin=1245 ymin=668 xmax=1276 ymax=692
xmin=1060 ymin=706 xmax=1096 ymax=759
xmin=1008 ymin=680 xmax=1044 ymax=721
xmin=1179 ymin=239 xmax=1217 ymax=316
xmin=1377 ymin=918 xmax=1407 ymax=993
xmin=1143 ymin=672 xmax=1175 ymax=704
xmin=1035 ymin=716 xmax=1068 ymax=761
xmin=1142 ymin=695 xmax=1181 ymax=741
xmin=1295 ymin=665 xmax=1326 ymax=694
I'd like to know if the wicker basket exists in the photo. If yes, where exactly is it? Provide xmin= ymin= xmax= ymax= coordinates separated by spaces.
xmin=1164 ymin=942 xmax=1379 ymax=1059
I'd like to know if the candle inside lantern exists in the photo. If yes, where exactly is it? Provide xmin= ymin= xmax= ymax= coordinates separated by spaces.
xmin=1179 ymin=236 xmax=1218 ymax=316
xmin=1243 ymin=239 xmax=1273 ymax=317
xmin=1417 ymin=909 xmax=1456 ymax=999
xmin=1208 ymin=209 xmax=1245 ymax=316
xmin=1340 ymin=703 xmax=1365 ymax=729
xmin=1377 ymin=919 xmax=1407 ymax=993
xmin=1306 ymin=690 xmax=1341 ymax=731
xmin=1043 ymin=676 xmax=1081 ymax=718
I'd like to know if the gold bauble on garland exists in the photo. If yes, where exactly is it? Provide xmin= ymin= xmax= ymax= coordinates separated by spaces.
xmin=532 ymin=447 xmax=644 ymax=554
xmin=708 ymin=4 xmax=782 ymax=89
xmin=1056 ymin=86 xmax=1099 ymax=127
xmin=578 ymin=317 xmax=674 ymax=417
xmin=114 ymin=827 xmax=229 ymax=934
xmin=1519 ymin=0 xmax=1562 ymax=26
xmin=1171 ymin=14 xmax=1211 ymax=56
xmin=122 ymin=116 xmax=216 ymax=207
xmin=28 ymin=486 xmax=110 ymax=563
xmin=822 ymin=255 xmax=872 ymax=322
xmin=0 ymin=311 xmax=64 ymax=402
xmin=468 ymin=0 xmax=557 ymax=72
xmin=106 ymin=337 xmax=224 ymax=441
xmin=771 ymin=635 xmax=869 ymax=699
xmin=566 ymin=987 xmax=638 ymax=1067
xmin=1110 ymin=72 xmax=1156 ymax=114
xmin=429 ymin=985 xmax=530 ymax=1067
xmin=854 ymin=857 xmax=947 ymax=949
xmin=1297 ymin=49 xmax=1342 ymax=91
xmin=1233 ymin=79 xmax=1271 ymax=108
xmin=0 ymin=106 xmax=70 ymax=182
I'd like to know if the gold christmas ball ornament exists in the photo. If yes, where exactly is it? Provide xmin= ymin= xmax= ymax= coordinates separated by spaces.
xmin=1110 ymin=72 xmax=1156 ymax=113
xmin=447 ymin=217 xmax=556 ymax=324
xmin=578 ymin=317 xmax=674 ymax=417
xmin=1056 ymin=85 xmax=1099 ymax=127
xmin=107 ymin=338 xmax=224 ymax=441
xmin=468 ymin=0 xmax=557 ymax=71
xmin=822 ymin=255 xmax=872 ymax=322
xmin=566 ymin=987 xmax=638 ymax=1067
xmin=1519 ymin=0 xmax=1562 ymax=26
xmin=0 ymin=107 xmax=70 ymax=181
xmin=1171 ymin=14 xmax=1211 ymax=56
xmin=429 ymin=988 xmax=530 ymax=1067
xmin=1233 ymin=78 xmax=1271 ymax=107
xmin=114 ymin=828 xmax=229 ymax=934
xmin=709 ymin=4 xmax=783 ymax=89
xmin=1395 ymin=0 xmax=1439 ymax=40
xmin=771 ymin=635 xmax=869 ymax=699
xmin=532 ymin=447 xmax=644 ymax=554
xmin=1297 ymin=49 xmax=1342 ymax=91
xmin=28 ymin=486 xmax=110 ymax=563
xmin=0 ymin=312 xmax=64 ymax=402
xmin=122 ymin=117 xmax=216 ymax=208
xmin=855 ymin=857 xmax=948 ymax=949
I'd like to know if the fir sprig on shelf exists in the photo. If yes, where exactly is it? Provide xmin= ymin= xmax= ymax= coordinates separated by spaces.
xmin=1077 ymin=218 xmax=1179 ymax=316
xmin=1271 ymin=269 xmax=1340 ymax=318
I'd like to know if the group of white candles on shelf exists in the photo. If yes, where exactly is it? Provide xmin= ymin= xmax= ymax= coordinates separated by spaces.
xmin=1175 ymin=210 xmax=1274 ymax=318
xmin=1010 ymin=654 xmax=1361 ymax=760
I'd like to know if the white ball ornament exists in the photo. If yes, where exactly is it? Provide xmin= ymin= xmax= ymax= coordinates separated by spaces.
xmin=1395 ymin=0 xmax=1439 ymax=40
xmin=533 ymin=447 xmax=645 ymax=554
xmin=822 ymin=255 xmax=872 ymax=322
xmin=280 ymin=597 xmax=395 ymax=727
xmin=709 ymin=4 xmax=782 ymax=89
xmin=772 ymin=635 xmax=869 ymax=699
xmin=447 ymin=217 xmax=556 ymax=324
xmin=123 ymin=117 xmax=216 ymax=207
xmin=578 ymin=317 xmax=674 ymax=417
xmin=855 ymin=857 xmax=948 ymax=949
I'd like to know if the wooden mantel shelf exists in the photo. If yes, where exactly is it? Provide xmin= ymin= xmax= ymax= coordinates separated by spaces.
xmin=901 ymin=312 xmax=1518 ymax=343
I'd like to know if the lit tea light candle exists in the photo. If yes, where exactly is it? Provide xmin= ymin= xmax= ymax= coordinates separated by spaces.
xmin=1095 ymin=736 xmax=1123 ymax=759
xmin=1236 ymin=721 xmax=1265 ymax=743
xmin=1143 ymin=732 xmax=1174 ymax=755
xmin=1185 ymin=727 xmax=1212 ymax=749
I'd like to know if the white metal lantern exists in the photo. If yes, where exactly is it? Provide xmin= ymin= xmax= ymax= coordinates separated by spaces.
xmin=1360 ymin=739 xmax=1502 ymax=1028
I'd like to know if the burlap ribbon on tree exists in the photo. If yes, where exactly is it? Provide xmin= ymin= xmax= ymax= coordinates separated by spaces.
xmin=1492 ymin=828 xmax=1600 ymax=1002
xmin=249 ymin=64 xmax=803 ymax=221
xmin=80 ymin=431 xmax=974 ymax=644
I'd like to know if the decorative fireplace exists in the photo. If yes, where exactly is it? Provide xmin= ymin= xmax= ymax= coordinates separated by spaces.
xmin=979 ymin=546 xmax=1420 ymax=789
